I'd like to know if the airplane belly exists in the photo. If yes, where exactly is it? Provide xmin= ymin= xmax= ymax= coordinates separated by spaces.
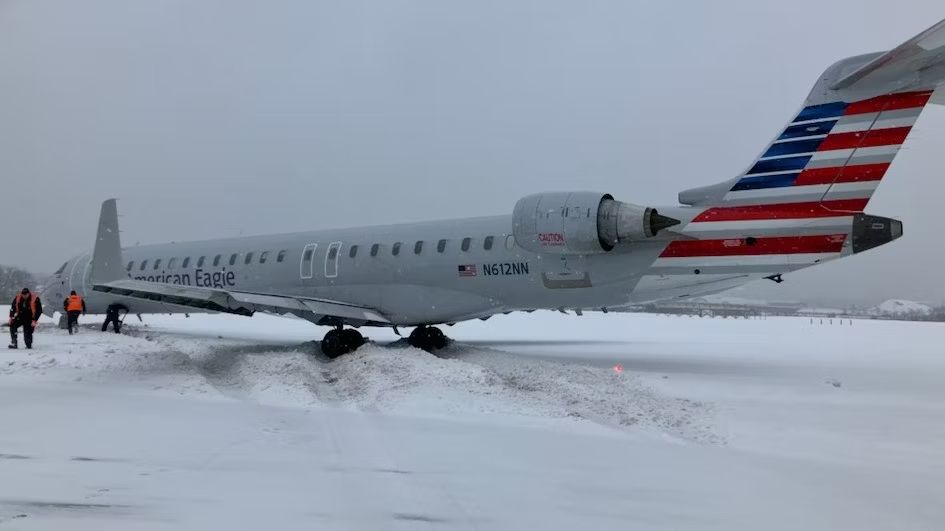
xmin=374 ymin=284 xmax=501 ymax=325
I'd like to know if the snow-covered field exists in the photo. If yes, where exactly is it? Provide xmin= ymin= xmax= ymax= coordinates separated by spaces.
xmin=1 ymin=312 xmax=943 ymax=530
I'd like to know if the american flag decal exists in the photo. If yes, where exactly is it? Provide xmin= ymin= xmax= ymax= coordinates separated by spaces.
xmin=457 ymin=264 xmax=477 ymax=277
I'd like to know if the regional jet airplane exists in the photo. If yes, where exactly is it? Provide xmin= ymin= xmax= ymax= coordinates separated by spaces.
xmin=43 ymin=19 xmax=945 ymax=357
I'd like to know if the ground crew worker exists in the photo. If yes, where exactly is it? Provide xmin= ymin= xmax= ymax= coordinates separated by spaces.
xmin=9 ymin=288 xmax=43 ymax=350
xmin=62 ymin=290 xmax=87 ymax=335
xmin=102 ymin=304 xmax=126 ymax=334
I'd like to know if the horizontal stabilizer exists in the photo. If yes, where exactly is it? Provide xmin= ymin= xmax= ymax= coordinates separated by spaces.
xmin=93 ymin=279 xmax=390 ymax=327
xmin=831 ymin=18 xmax=945 ymax=98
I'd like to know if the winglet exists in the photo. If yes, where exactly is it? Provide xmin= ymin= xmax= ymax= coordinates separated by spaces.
xmin=90 ymin=199 xmax=126 ymax=284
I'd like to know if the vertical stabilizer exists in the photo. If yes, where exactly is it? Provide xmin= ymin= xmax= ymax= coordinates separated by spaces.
xmin=90 ymin=199 xmax=125 ymax=284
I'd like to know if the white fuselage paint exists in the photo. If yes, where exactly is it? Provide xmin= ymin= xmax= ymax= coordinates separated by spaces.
xmin=42 ymin=205 xmax=854 ymax=327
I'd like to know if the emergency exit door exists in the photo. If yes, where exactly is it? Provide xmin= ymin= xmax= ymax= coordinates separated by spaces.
xmin=324 ymin=241 xmax=342 ymax=278
xmin=299 ymin=243 xmax=318 ymax=279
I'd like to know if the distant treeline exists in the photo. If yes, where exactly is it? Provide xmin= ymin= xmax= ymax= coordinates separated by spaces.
xmin=0 ymin=265 xmax=37 ymax=302
xmin=627 ymin=302 xmax=945 ymax=322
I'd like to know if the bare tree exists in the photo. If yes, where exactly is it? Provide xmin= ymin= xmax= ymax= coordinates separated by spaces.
xmin=0 ymin=265 xmax=37 ymax=303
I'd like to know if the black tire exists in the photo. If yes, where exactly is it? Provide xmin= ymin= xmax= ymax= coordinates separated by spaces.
xmin=321 ymin=329 xmax=345 ymax=358
xmin=428 ymin=327 xmax=448 ymax=350
xmin=341 ymin=329 xmax=364 ymax=352
xmin=408 ymin=326 xmax=447 ymax=352
xmin=407 ymin=327 xmax=429 ymax=351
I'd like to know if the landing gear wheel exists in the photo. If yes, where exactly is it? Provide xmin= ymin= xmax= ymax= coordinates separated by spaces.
xmin=320 ymin=328 xmax=365 ymax=359
xmin=341 ymin=328 xmax=365 ymax=351
xmin=408 ymin=326 xmax=449 ymax=352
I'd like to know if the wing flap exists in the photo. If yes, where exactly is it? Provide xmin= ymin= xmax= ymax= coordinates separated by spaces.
xmin=93 ymin=279 xmax=390 ymax=326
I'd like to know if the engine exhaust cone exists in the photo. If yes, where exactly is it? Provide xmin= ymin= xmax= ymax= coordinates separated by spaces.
xmin=649 ymin=211 xmax=681 ymax=235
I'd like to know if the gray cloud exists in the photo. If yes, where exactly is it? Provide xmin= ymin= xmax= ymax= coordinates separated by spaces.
xmin=1 ymin=0 xmax=942 ymax=304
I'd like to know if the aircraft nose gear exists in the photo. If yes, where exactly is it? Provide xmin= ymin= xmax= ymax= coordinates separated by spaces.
xmin=408 ymin=326 xmax=449 ymax=352
xmin=320 ymin=327 xmax=365 ymax=358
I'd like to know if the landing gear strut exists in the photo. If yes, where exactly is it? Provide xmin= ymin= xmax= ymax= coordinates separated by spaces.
xmin=408 ymin=326 xmax=449 ymax=352
xmin=320 ymin=327 xmax=365 ymax=358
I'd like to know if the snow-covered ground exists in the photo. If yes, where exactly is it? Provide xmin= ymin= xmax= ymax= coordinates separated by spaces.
xmin=1 ymin=312 xmax=943 ymax=530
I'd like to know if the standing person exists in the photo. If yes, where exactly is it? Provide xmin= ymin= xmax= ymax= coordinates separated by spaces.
xmin=62 ymin=290 xmax=86 ymax=335
xmin=8 ymin=288 xmax=42 ymax=350
xmin=101 ymin=304 xmax=126 ymax=334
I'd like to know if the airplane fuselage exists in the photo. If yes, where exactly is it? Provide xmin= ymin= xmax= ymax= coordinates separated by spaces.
xmin=45 ymin=211 xmax=702 ymax=325
xmin=44 ymin=197 xmax=901 ymax=328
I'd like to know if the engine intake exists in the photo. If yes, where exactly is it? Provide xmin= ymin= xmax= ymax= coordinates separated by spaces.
xmin=512 ymin=192 xmax=679 ymax=255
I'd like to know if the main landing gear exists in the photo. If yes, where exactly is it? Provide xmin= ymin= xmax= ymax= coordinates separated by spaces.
xmin=408 ymin=325 xmax=449 ymax=352
xmin=320 ymin=327 xmax=365 ymax=359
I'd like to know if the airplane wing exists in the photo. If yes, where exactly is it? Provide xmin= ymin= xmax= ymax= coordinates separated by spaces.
xmin=92 ymin=279 xmax=390 ymax=327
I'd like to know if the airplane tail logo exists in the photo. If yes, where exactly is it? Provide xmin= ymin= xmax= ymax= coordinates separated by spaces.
xmin=700 ymin=89 xmax=933 ymax=221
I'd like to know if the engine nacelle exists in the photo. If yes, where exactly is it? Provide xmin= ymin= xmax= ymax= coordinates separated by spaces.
xmin=512 ymin=192 xmax=679 ymax=254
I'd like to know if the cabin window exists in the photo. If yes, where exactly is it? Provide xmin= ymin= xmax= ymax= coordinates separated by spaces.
xmin=244 ymin=252 xmax=254 ymax=265
xmin=370 ymin=244 xmax=380 ymax=257
xmin=153 ymin=259 xmax=162 ymax=270
xmin=461 ymin=237 xmax=471 ymax=252
xmin=213 ymin=255 xmax=222 ymax=266
xmin=414 ymin=241 xmax=423 ymax=255
xmin=168 ymin=258 xmax=177 ymax=269
xmin=505 ymin=235 xmax=515 ymax=250
xmin=259 ymin=251 xmax=269 ymax=264
xmin=392 ymin=242 xmax=401 ymax=256
xmin=197 ymin=256 xmax=206 ymax=267
xmin=327 ymin=246 xmax=338 ymax=260
xmin=349 ymin=245 xmax=358 ymax=258
xmin=182 ymin=257 xmax=190 ymax=269
xmin=484 ymin=236 xmax=494 ymax=250
xmin=302 ymin=248 xmax=312 ymax=261
xmin=229 ymin=254 xmax=238 ymax=266
xmin=126 ymin=261 xmax=134 ymax=272
xmin=140 ymin=260 xmax=148 ymax=271
xmin=437 ymin=239 xmax=447 ymax=253
xmin=277 ymin=250 xmax=287 ymax=262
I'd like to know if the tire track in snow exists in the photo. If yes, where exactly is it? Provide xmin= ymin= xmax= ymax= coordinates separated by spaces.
xmin=91 ymin=328 xmax=720 ymax=443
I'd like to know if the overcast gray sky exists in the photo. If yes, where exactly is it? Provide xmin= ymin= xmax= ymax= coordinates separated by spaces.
xmin=0 ymin=0 xmax=942 ymax=304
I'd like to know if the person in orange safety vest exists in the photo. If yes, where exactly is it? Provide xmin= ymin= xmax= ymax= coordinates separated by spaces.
xmin=62 ymin=290 xmax=87 ymax=335
xmin=9 ymin=288 xmax=43 ymax=350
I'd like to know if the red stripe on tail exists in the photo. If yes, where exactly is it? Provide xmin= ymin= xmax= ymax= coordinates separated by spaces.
xmin=842 ymin=90 xmax=933 ymax=115
xmin=794 ymin=163 xmax=890 ymax=186
xmin=817 ymin=126 xmax=911 ymax=151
